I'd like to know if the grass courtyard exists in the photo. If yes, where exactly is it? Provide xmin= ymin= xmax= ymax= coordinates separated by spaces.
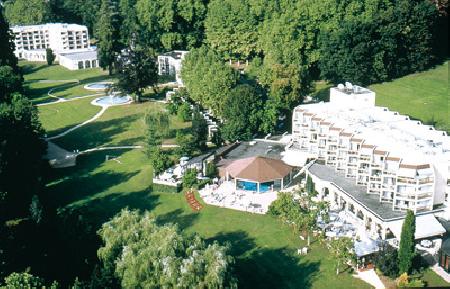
xmin=20 ymin=61 xmax=113 ymax=104
xmin=370 ymin=61 xmax=449 ymax=133
xmin=25 ymin=60 xmax=448 ymax=288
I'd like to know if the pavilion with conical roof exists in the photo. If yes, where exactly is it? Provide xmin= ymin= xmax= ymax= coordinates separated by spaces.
xmin=222 ymin=156 xmax=294 ymax=193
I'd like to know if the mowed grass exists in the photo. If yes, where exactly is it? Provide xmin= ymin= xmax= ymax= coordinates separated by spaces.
xmin=44 ymin=149 xmax=371 ymax=289
xmin=370 ymin=61 xmax=449 ymax=132
xmin=20 ymin=61 xmax=113 ymax=104
xmin=53 ymin=101 xmax=191 ymax=151
xmin=38 ymin=96 xmax=102 ymax=137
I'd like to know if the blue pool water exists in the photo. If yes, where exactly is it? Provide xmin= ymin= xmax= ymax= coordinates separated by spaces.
xmin=85 ymin=82 xmax=112 ymax=90
xmin=94 ymin=95 xmax=130 ymax=105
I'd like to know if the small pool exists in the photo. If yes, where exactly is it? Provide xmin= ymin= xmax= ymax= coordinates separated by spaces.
xmin=93 ymin=95 xmax=131 ymax=106
xmin=84 ymin=82 xmax=113 ymax=91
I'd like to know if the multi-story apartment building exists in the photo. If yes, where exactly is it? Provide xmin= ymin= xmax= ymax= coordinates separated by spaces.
xmin=157 ymin=51 xmax=189 ymax=86
xmin=12 ymin=23 xmax=97 ymax=70
xmin=288 ymin=84 xmax=449 ymax=240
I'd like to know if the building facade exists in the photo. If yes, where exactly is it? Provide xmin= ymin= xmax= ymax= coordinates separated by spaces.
xmin=157 ymin=51 xmax=189 ymax=86
xmin=287 ymin=84 xmax=450 ymax=239
xmin=12 ymin=23 xmax=97 ymax=70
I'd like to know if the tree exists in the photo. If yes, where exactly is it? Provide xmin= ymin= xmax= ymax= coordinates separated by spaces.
xmin=3 ymin=272 xmax=44 ymax=288
xmin=177 ymin=102 xmax=192 ymax=122
xmin=0 ymin=66 xmax=23 ymax=103
xmin=221 ymin=84 xmax=263 ymax=141
xmin=0 ymin=94 xmax=46 ymax=218
xmin=175 ymin=131 xmax=195 ymax=157
xmin=148 ymin=147 xmax=171 ymax=175
xmin=306 ymin=175 xmax=316 ymax=196
xmin=398 ymin=210 xmax=416 ymax=274
xmin=182 ymin=168 xmax=197 ymax=188
xmin=0 ymin=6 xmax=18 ymax=72
xmin=136 ymin=0 xmax=207 ymax=50
xmin=97 ymin=209 xmax=237 ymax=288
xmin=374 ymin=243 xmax=399 ymax=278
xmin=205 ymin=162 xmax=218 ymax=178
xmin=46 ymin=48 xmax=56 ymax=66
xmin=29 ymin=195 xmax=43 ymax=225
xmin=145 ymin=110 xmax=170 ymax=158
xmin=117 ymin=46 xmax=158 ymax=102
xmin=204 ymin=0 xmax=260 ymax=60
xmin=191 ymin=110 xmax=208 ymax=151
xmin=329 ymin=237 xmax=355 ymax=275
xmin=318 ymin=0 xmax=440 ymax=85
xmin=4 ymin=0 xmax=53 ymax=25
xmin=181 ymin=46 xmax=239 ymax=117
xmin=96 ymin=0 xmax=121 ymax=75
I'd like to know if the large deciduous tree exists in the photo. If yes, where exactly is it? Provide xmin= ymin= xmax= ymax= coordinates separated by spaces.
xmin=191 ymin=109 xmax=208 ymax=151
xmin=205 ymin=0 xmax=259 ymax=60
xmin=136 ymin=0 xmax=207 ymax=50
xmin=398 ymin=210 xmax=416 ymax=274
xmin=181 ymin=46 xmax=238 ymax=117
xmin=221 ymin=84 xmax=263 ymax=141
xmin=117 ymin=46 xmax=158 ymax=102
xmin=97 ymin=209 xmax=238 ymax=288
xmin=0 ymin=94 xmax=46 ymax=219
xmin=0 ymin=66 xmax=23 ymax=103
xmin=4 ymin=0 xmax=53 ymax=25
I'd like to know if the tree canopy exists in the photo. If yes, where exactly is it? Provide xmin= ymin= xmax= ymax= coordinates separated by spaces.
xmin=0 ymin=6 xmax=18 ymax=72
xmin=4 ymin=0 xmax=53 ymax=25
xmin=97 ymin=209 xmax=238 ymax=288
xmin=221 ymin=84 xmax=263 ymax=141
xmin=181 ymin=46 xmax=239 ymax=117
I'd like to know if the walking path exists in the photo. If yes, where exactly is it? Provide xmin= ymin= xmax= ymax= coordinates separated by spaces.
xmin=47 ymin=105 xmax=109 ymax=140
xmin=354 ymin=269 xmax=385 ymax=289
xmin=432 ymin=264 xmax=450 ymax=283
xmin=37 ymin=88 xmax=104 ymax=106
xmin=185 ymin=190 xmax=203 ymax=211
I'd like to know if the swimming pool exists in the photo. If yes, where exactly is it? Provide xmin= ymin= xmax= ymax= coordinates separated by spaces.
xmin=84 ymin=82 xmax=113 ymax=91
xmin=93 ymin=94 xmax=131 ymax=106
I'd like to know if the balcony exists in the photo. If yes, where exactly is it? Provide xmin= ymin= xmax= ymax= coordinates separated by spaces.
xmin=397 ymin=177 xmax=416 ymax=185
xmin=418 ymin=177 xmax=433 ymax=185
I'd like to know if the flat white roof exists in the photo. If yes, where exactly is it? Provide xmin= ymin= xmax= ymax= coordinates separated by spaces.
xmin=296 ymin=102 xmax=450 ymax=165
xmin=59 ymin=50 xmax=97 ymax=61
xmin=388 ymin=214 xmax=446 ymax=239
xmin=12 ymin=23 xmax=88 ymax=32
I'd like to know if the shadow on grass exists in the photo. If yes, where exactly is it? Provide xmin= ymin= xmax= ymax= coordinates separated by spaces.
xmin=208 ymin=231 xmax=320 ymax=289
xmin=156 ymin=208 xmax=200 ymax=229
xmin=52 ymin=113 xmax=143 ymax=151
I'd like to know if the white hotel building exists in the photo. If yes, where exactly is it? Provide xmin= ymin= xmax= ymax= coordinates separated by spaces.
xmin=12 ymin=23 xmax=98 ymax=70
xmin=287 ymin=84 xmax=450 ymax=240
xmin=157 ymin=51 xmax=189 ymax=86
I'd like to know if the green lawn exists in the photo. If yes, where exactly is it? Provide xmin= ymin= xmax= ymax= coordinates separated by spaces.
xmin=38 ymin=96 xmax=102 ymax=137
xmin=20 ymin=61 xmax=113 ymax=104
xmin=43 ymin=149 xmax=371 ymax=289
xmin=370 ymin=61 xmax=449 ymax=132
xmin=53 ymin=101 xmax=190 ymax=151
xmin=421 ymin=268 xmax=450 ymax=287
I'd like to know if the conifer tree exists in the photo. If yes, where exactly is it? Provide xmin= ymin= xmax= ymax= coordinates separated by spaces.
xmin=398 ymin=210 xmax=416 ymax=274
xmin=96 ymin=0 xmax=120 ymax=75
xmin=0 ymin=7 xmax=18 ymax=72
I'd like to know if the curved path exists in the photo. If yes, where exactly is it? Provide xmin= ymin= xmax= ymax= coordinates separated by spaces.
xmin=37 ymin=88 xmax=104 ymax=107
xmin=46 ymin=105 xmax=109 ymax=140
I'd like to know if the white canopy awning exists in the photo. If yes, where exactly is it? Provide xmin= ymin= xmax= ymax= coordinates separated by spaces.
xmin=388 ymin=214 xmax=445 ymax=240
xmin=281 ymin=150 xmax=308 ymax=167
xmin=354 ymin=238 xmax=380 ymax=257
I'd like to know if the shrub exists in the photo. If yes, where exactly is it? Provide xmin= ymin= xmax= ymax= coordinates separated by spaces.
xmin=152 ymin=183 xmax=182 ymax=193
xmin=182 ymin=168 xmax=198 ymax=188
xmin=177 ymin=103 xmax=192 ymax=122
xmin=205 ymin=162 xmax=218 ymax=178
xmin=374 ymin=243 xmax=399 ymax=278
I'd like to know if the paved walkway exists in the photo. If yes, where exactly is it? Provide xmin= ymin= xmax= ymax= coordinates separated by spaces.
xmin=37 ymin=88 xmax=103 ymax=106
xmin=354 ymin=269 xmax=385 ymax=289
xmin=432 ymin=264 xmax=450 ymax=283
xmin=47 ymin=105 xmax=109 ymax=140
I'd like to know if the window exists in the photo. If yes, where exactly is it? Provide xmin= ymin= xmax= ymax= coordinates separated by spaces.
xmin=85 ymin=60 xmax=91 ymax=68
xmin=92 ymin=60 xmax=97 ymax=68
xmin=78 ymin=61 xmax=84 ymax=69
